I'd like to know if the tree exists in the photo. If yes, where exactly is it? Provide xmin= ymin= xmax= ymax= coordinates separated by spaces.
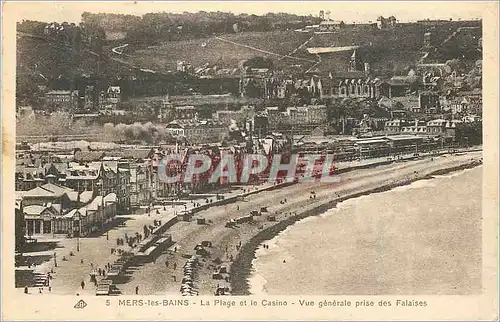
xmin=455 ymin=122 xmax=482 ymax=146
xmin=243 ymin=56 xmax=273 ymax=69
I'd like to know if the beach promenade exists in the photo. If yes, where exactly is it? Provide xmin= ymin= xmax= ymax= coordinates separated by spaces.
xmin=18 ymin=149 xmax=482 ymax=296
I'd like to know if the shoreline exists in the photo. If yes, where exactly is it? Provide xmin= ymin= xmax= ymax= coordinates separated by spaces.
xmin=229 ymin=159 xmax=483 ymax=295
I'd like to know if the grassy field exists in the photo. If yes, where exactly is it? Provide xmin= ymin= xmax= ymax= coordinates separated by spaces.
xmin=120 ymin=26 xmax=445 ymax=76
xmin=125 ymin=31 xmax=314 ymax=73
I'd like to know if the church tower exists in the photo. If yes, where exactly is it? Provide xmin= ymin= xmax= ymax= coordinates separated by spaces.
xmin=348 ymin=49 xmax=363 ymax=72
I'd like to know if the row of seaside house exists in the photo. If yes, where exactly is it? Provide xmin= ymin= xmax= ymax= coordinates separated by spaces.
xmin=14 ymin=144 xmax=274 ymax=246
xmin=16 ymin=146 xmax=252 ymax=200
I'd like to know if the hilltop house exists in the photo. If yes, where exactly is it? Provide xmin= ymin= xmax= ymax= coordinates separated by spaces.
xmin=376 ymin=16 xmax=397 ymax=29
xmin=319 ymin=20 xmax=345 ymax=31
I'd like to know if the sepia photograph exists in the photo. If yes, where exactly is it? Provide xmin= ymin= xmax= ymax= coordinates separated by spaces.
xmin=1 ymin=1 xmax=498 ymax=321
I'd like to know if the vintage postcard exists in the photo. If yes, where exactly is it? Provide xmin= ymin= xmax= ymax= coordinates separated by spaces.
xmin=1 ymin=1 xmax=498 ymax=321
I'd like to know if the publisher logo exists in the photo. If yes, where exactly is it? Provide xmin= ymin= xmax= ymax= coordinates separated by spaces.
xmin=74 ymin=300 xmax=87 ymax=309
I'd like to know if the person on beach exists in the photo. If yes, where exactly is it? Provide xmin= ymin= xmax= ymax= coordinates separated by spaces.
xmin=81 ymin=281 xmax=85 ymax=289
xmin=173 ymin=263 xmax=177 ymax=270
xmin=172 ymin=275 xmax=176 ymax=282
xmin=135 ymin=286 xmax=139 ymax=295
xmin=165 ymin=261 xmax=169 ymax=268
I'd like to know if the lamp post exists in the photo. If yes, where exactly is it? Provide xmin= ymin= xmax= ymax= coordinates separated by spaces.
xmin=52 ymin=216 xmax=56 ymax=238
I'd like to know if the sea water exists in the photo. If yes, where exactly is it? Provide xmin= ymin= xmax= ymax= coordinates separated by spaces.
xmin=249 ymin=166 xmax=482 ymax=295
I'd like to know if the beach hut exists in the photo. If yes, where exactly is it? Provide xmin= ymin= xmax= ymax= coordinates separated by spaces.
xmin=96 ymin=280 xmax=112 ymax=296
xmin=267 ymin=215 xmax=276 ymax=222
xmin=196 ymin=217 xmax=206 ymax=225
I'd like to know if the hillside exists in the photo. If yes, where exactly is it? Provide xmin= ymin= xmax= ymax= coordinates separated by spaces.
xmin=16 ymin=19 xmax=482 ymax=103
xmin=117 ymin=20 xmax=482 ymax=77
xmin=123 ymin=31 xmax=315 ymax=73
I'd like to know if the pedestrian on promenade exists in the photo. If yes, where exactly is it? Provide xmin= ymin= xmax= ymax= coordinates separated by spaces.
xmin=98 ymin=268 xmax=102 ymax=276
xmin=135 ymin=286 xmax=139 ymax=295
xmin=81 ymin=281 xmax=85 ymax=289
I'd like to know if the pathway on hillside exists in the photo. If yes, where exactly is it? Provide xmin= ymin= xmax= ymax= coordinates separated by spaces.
xmin=442 ymin=26 xmax=480 ymax=47
xmin=305 ymin=54 xmax=322 ymax=73
xmin=214 ymin=36 xmax=316 ymax=63
xmin=278 ymin=34 xmax=315 ymax=61
xmin=111 ymin=43 xmax=129 ymax=55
